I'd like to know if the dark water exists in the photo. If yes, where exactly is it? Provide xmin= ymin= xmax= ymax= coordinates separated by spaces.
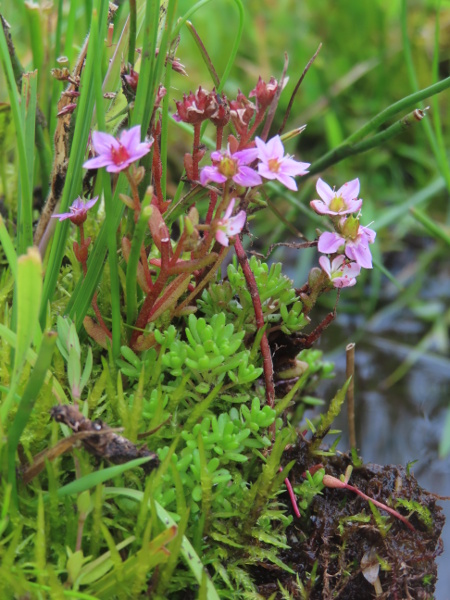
xmin=316 ymin=313 xmax=450 ymax=600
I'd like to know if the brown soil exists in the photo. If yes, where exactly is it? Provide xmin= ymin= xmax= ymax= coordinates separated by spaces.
xmin=253 ymin=440 xmax=445 ymax=599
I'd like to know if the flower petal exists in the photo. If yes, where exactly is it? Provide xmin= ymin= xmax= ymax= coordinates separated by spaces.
xmin=316 ymin=178 xmax=334 ymax=204
xmin=319 ymin=255 xmax=332 ymax=277
xmin=310 ymin=200 xmax=331 ymax=215
xmin=223 ymin=198 xmax=236 ymax=220
xmin=281 ymin=158 xmax=310 ymax=176
xmin=233 ymin=147 xmax=259 ymax=164
xmin=216 ymin=229 xmax=229 ymax=247
xmin=83 ymin=155 xmax=113 ymax=170
xmin=200 ymin=166 xmax=227 ymax=186
xmin=346 ymin=243 xmax=373 ymax=269
xmin=338 ymin=178 xmax=360 ymax=202
xmin=91 ymin=130 xmax=116 ymax=154
xmin=120 ymin=125 xmax=142 ymax=149
xmin=318 ymin=232 xmax=343 ymax=254
xmin=275 ymin=172 xmax=297 ymax=191
xmin=233 ymin=167 xmax=262 ymax=187
xmin=226 ymin=211 xmax=246 ymax=235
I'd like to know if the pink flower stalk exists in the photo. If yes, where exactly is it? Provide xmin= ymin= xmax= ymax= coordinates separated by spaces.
xmin=215 ymin=198 xmax=246 ymax=247
xmin=310 ymin=178 xmax=362 ymax=216
xmin=255 ymin=135 xmax=310 ymax=191
xmin=200 ymin=145 xmax=262 ymax=188
xmin=51 ymin=196 xmax=98 ymax=226
xmin=319 ymin=255 xmax=361 ymax=288
xmin=83 ymin=125 xmax=152 ymax=173
xmin=322 ymin=474 xmax=415 ymax=531
xmin=318 ymin=218 xmax=376 ymax=269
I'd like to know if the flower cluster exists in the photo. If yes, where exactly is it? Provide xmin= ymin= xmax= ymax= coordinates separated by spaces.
xmin=51 ymin=74 xmax=376 ymax=353
xmin=311 ymin=178 xmax=376 ymax=288
xmin=199 ymin=134 xmax=309 ymax=246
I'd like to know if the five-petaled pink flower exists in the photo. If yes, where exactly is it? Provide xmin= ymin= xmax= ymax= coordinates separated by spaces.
xmin=255 ymin=135 xmax=310 ymax=191
xmin=215 ymin=198 xmax=246 ymax=247
xmin=319 ymin=255 xmax=361 ymax=288
xmin=318 ymin=217 xmax=376 ymax=269
xmin=83 ymin=125 xmax=152 ymax=173
xmin=200 ymin=145 xmax=262 ymax=188
xmin=51 ymin=196 xmax=99 ymax=226
xmin=310 ymin=178 xmax=362 ymax=216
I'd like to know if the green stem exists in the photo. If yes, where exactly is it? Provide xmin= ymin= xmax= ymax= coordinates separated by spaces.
xmin=306 ymin=75 xmax=450 ymax=177
xmin=92 ymin=6 xmax=121 ymax=357
xmin=346 ymin=75 xmax=450 ymax=145
xmin=309 ymin=108 xmax=430 ymax=176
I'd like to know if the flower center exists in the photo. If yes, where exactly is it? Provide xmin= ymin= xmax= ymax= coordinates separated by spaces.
xmin=341 ymin=216 xmax=359 ymax=240
xmin=111 ymin=143 xmax=130 ymax=166
xmin=268 ymin=157 xmax=281 ymax=173
xmin=329 ymin=195 xmax=345 ymax=212
xmin=219 ymin=156 xmax=237 ymax=178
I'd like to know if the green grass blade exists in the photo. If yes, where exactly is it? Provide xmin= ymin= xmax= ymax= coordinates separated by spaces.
xmin=91 ymin=5 xmax=121 ymax=358
xmin=18 ymin=70 xmax=37 ymax=253
xmin=126 ymin=205 xmax=152 ymax=327
xmin=7 ymin=331 xmax=57 ymax=506
xmin=410 ymin=207 xmax=450 ymax=246
xmin=104 ymin=487 xmax=221 ymax=600
xmin=0 ymin=322 xmax=69 ymax=404
xmin=40 ymin=0 xmax=110 ymax=328
xmin=1 ymin=247 xmax=43 ymax=425
xmin=25 ymin=3 xmax=44 ymax=75
xmin=52 ymin=457 xmax=154 ymax=498
xmin=0 ymin=20 xmax=33 ymax=253
xmin=0 ymin=215 xmax=18 ymax=277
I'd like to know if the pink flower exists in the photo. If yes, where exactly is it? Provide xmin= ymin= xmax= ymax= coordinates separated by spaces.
xmin=310 ymin=178 xmax=362 ymax=216
xmin=215 ymin=198 xmax=246 ymax=247
xmin=319 ymin=255 xmax=361 ymax=288
xmin=83 ymin=125 xmax=152 ymax=173
xmin=51 ymin=196 xmax=98 ymax=226
xmin=200 ymin=145 xmax=262 ymax=188
xmin=255 ymin=135 xmax=310 ymax=191
xmin=318 ymin=218 xmax=376 ymax=269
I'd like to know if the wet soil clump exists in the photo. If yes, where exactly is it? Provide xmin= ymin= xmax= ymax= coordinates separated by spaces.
xmin=253 ymin=441 xmax=445 ymax=599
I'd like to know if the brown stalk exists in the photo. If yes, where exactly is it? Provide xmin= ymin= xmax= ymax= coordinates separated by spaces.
xmin=277 ymin=43 xmax=322 ymax=136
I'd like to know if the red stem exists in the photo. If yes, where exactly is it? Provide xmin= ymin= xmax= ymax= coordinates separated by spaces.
xmin=279 ymin=467 xmax=301 ymax=518
xmin=234 ymin=238 xmax=275 ymax=411
xmin=239 ymin=111 xmax=265 ymax=149
xmin=130 ymin=238 xmax=171 ymax=349
xmin=78 ymin=224 xmax=112 ymax=339
xmin=192 ymin=123 xmax=201 ymax=181
xmin=140 ymin=244 xmax=153 ymax=290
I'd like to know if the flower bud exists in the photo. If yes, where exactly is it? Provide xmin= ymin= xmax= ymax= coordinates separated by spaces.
xmin=249 ymin=76 xmax=278 ymax=111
